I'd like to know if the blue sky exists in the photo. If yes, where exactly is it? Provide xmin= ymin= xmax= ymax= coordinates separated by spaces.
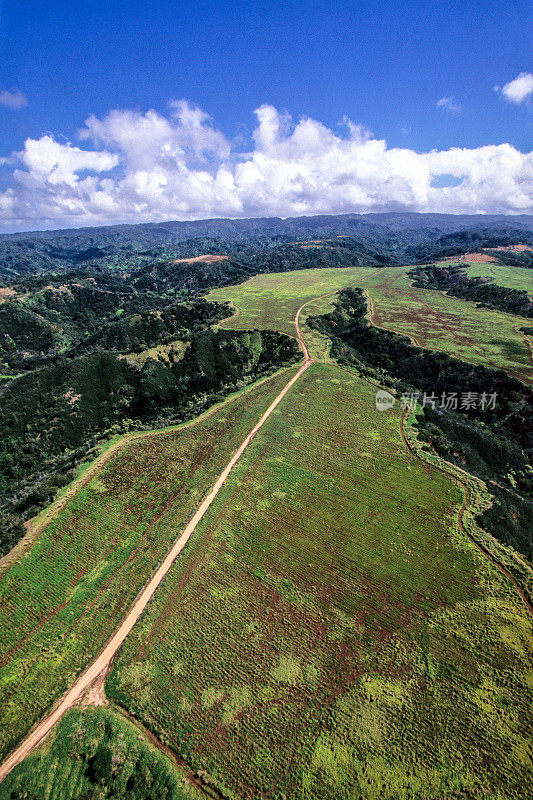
xmin=0 ymin=0 xmax=531 ymax=230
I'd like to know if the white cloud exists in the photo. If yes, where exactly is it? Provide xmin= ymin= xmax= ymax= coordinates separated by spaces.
xmin=498 ymin=72 xmax=533 ymax=104
xmin=17 ymin=136 xmax=118 ymax=186
xmin=436 ymin=96 xmax=460 ymax=113
xmin=0 ymin=102 xmax=531 ymax=230
xmin=79 ymin=100 xmax=230 ymax=168
xmin=0 ymin=90 xmax=27 ymax=109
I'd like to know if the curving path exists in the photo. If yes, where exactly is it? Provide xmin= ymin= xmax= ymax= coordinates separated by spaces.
xmin=399 ymin=410 xmax=533 ymax=617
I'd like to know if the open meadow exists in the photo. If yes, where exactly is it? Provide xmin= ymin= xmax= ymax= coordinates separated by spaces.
xmin=0 ymin=367 xmax=297 ymax=761
xmin=461 ymin=262 xmax=533 ymax=295
xmin=108 ymin=362 xmax=533 ymax=799
xmin=207 ymin=267 xmax=378 ymax=337
xmin=427 ymin=256 xmax=533 ymax=294
xmin=363 ymin=270 xmax=533 ymax=383
xmin=443 ymin=248 xmax=533 ymax=295
xmin=209 ymin=266 xmax=533 ymax=382
xmin=208 ymin=266 xmax=390 ymax=359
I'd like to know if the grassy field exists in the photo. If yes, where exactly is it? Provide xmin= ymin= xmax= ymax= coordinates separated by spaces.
xmin=208 ymin=266 xmax=388 ymax=358
xmin=0 ymin=705 xmax=202 ymax=800
xmin=3 ymin=264 xmax=532 ymax=798
xmin=0 ymin=367 xmax=297 ymax=761
xmin=461 ymin=262 xmax=533 ymax=295
xmin=208 ymin=266 xmax=532 ymax=381
xmin=364 ymin=269 xmax=533 ymax=383
xmin=107 ymin=362 xmax=532 ymax=799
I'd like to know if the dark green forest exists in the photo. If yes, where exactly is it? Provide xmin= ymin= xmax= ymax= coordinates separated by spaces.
xmin=490 ymin=248 xmax=533 ymax=269
xmin=0 ymin=321 xmax=298 ymax=555
xmin=1 ymin=211 xmax=531 ymax=276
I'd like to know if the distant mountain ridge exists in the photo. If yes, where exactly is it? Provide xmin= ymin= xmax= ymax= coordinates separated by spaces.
xmin=2 ymin=211 xmax=532 ymax=242
xmin=1 ymin=212 xmax=532 ymax=277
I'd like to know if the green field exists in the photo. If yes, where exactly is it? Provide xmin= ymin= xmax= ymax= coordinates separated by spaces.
xmin=0 ymin=705 xmax=202 ymax=800
xmin=460 ymin=262 xmax=533 ymax=295
xmin=0 ymin=367 xmax=297 ymax=761
xmin=107 ymin=362 xmax=532 ymax=799
xmin=209 ymin=266 xmax=532 ymax=382
xmin=208 ymin=266 xmax=378 ymax=337
xmin=428 ymin=258 xmax=533 ymax=295
xmin=364 ymin=269 xmax=533 ymax=383
xmin=2 ymin=264 xmax=532 ymax=798
xmin=208 ymin=266 xmax=389 ymax=358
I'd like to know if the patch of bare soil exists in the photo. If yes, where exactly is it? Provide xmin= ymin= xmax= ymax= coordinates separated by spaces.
xmin=444 ymin=252 xmax=497 ymax=263
xmin=81 ymin=669 xmax=109 ymax=708
xmin=170 ymin=255 xmax=229 ymax=264
xmin=40 ymin=284 xmax=74 ymax=295
xmin=487 ymin=244 xmax=532 ymax=253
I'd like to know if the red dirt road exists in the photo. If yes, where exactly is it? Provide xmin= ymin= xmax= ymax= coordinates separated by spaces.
xmin=0 ymin=298 xmax=321 ymax=783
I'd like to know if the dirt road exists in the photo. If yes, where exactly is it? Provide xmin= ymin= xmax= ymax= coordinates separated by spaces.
xmin=0 ymin=299 xmax=319 ymax=782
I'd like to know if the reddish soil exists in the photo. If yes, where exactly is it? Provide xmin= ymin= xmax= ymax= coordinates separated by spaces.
xmin=170 ymin=255 xmax=229 ymax=264
xmin=443 ymin=252 xmax=497 ymax=263
xmin=488 ymin=244 xmax=532 ymax=253
xmin=365 ymin=288 xmax=421 ymax=347
xmin=82 ymin=669 xmax=109 ymax=708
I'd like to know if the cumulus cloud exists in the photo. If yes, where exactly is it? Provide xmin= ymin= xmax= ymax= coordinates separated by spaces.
xmin=497 ymin=72 xmax=533 ymax=104
xmin=0 ymin=101 xmax=531 ymax=230
xmin=436 ymin=96 xmax=460 ymax=113
xmin=0 ymin=89 xmax=27 ymax=109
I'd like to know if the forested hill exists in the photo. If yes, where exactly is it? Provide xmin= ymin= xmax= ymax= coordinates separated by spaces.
xmin=1 ymin=212 xmax=532 ymax=276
